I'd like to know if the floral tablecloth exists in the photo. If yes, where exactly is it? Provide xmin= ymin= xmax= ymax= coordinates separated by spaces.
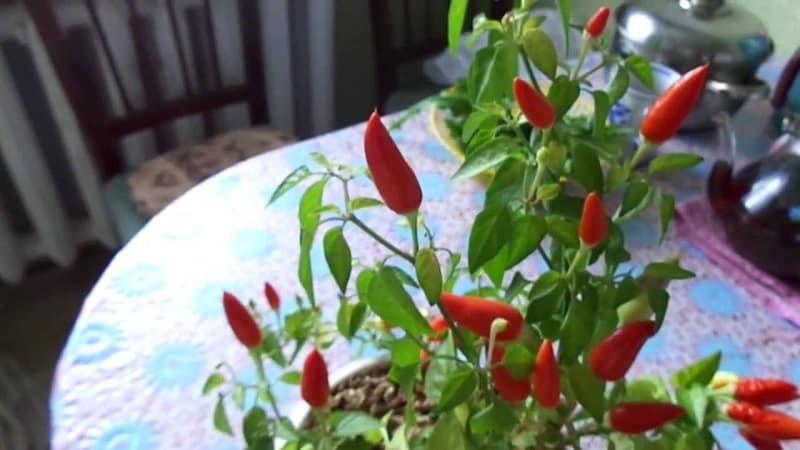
xmin=51 ymin=62 xmax=800 ymax=450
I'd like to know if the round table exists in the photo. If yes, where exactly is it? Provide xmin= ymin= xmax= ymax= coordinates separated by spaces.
xmin=52 ymin=79 xmax=800 ymax=450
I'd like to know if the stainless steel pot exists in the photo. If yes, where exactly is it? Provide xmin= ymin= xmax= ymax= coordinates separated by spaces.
xmin=613 ymin=0 xmax=774 ymax=130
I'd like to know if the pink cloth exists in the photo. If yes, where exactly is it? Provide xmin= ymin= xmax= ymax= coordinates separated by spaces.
xmin=676 ymin=197 xmax=800 ymax=326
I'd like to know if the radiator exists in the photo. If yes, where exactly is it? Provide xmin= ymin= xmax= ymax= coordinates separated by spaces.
xmin=0 ymin=5 xmax=116 ymax=284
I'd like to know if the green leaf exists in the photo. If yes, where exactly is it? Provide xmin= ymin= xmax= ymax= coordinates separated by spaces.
xmin=426 ymin=411 xmax=467 ymax=450
xmin=558 ymin=286 xmax=598 ymax=365
xmin=279 ymin=371 xmax=301 ymax=385
xmin=648 ymin=153 xmax=705 ymax=173
xmin=485 ymin=159 xmax=525 ymax=207
xmin=501 ymin=342 xmax=535 ymax=379
xmin=425 ymin=334 xmax=456 ymax=403
xmin=546 ymin=216 xmax=580 ymax=248
xmin=416 ymin=249 xmax=443 ymax=304
xmin=331 ymin=412 xmax=383 ymax=438
xmin=391 ymin=336 xmax=421 ymax=367
xmin=269 ymin=165 xmax=311 ymax=204
xmin=299 ymin=178 xmax=327 ymax=230
xmin=261 ymin=328 xmax=287 ymax=367
xmin=547 ymin=76 xmax=580 ymax=118
xmin=672 ymin=352 xmax=722 ymax=389
xmin=658 ymin=191 xmax=675 ymax=243
xmin=483 ymin=248 xmax=508 ymax=288
xmin=617 ymin=180 xmax=654 ymax=221
xmin=366 ymin=267 xmax=432 ymax=336
xmin=643 ymin=262 xmax=695 ymax=280
xmin=468 ymin=14 xmax=504 ymax=47
xmin=676 ymin=431 xmax=710 ymax=450
xmin=506 ymin=215 xmax=547 ymax=269
xmin=243 ymin=406 xmax=273 ymax=450
xmin=571 ymin=144 xmax=604 ymax=194
xmin=648 ymin=288 xmax=669 ymax=332
xmin=468 ymin=204 xmax=512 ymax=273
xmin=469 ymin=401 xmax=517 ymax=435
xmin=348 ymin=197 xmax=383 ymax=211
xmin=607 ymin=67 xmax=630 ymax=105
xmin=526 ymin=271 xmax=566 ymax=322
xmin=557 ymin=0 xmax=571 ymax=55
xmin=624 ymin=55 xmax=654 ymax=90
xmin=437 ymin=366 xmax=478 ymax=412
xmin=298 ymin=178 xmax=328 ymax=305
xmin=468 ymin=44 xmax=518 ymax=105
xmin=624 ymin=376 xmax=669 ymax=402
xmin=323 ymin=227 xmax=352 ymax=293
xmin=356 ymin=269 xmax=375 ymax=304
xmin=284 ymin=309 xmax=319 ymax=341
xmin=337 ymin=301 xmax=367 ymax=339
xmin=567 ymin=365 xmax=606 ymax=422
xmin=447 ymin=0 xmax=468 ymax=54
xmin=462 ymin=111 xmax=499 ymax=144
xmin=387 ymin=265 xmax=420 ymax=289
xmin=202 ymin=372 xmax=225 ymax=395
xmin=505 ymin=272 xmax=529 ymax=302
xmin=592 ymin=91 xmax=611 ymax=137
xmin=536 ymin=183 xmax=561 ymax=202
xmin=522 ymin=28 xmax=557 ymax=79
xmin=453 ymin=137 xmax=521 ymax=180
xmin=677 ymin=384 xmax=710 ymax=428
xmin=213 ymin=396 xmax=233 ymax=435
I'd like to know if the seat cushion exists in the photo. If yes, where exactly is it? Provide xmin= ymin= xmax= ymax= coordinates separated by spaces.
xmin=128 ymin=127 xmax=294 ymax=218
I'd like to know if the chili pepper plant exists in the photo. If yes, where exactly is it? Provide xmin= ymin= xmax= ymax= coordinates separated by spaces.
xmin=204 ymin=1 xmax=800 ymax=449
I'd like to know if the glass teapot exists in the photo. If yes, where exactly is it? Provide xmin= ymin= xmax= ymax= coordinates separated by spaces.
xmin=707 ymin=113 xmax=800 ymax=279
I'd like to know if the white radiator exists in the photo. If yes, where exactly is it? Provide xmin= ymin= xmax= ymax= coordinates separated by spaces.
xmin=0 ymin=5 xmax=116 ymax=284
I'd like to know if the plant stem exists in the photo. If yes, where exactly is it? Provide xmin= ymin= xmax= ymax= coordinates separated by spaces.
xmin=627 ymin=140 xmax=655 ymax=171
xmin=571 ymin=37 xmax=591 ymax=80
xmin=251 ymin=352 xmax=283 ymax=419
xmin=537 ymin=243 xmax=553 ymax=270
xmin=566 ymin=244 xmax=590 ymax=278
xmin=407 ymin=212 xmax=420 ymax=257
xmin=578 ymin=62 xmax=606 ymax=82
xmin=519 ymin=47 xmax=542 ymax=92
xmin=349 ymin=215 xmax=415 ymax=263
xmin=527 ymin=163 xmax=547 ymax=204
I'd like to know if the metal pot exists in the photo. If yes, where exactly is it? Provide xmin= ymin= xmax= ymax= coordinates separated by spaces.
xmin=613 ymin=0 xmax=774 ymax=129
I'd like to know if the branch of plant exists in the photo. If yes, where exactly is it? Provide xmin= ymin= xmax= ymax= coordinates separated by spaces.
xmin=347 ymin=214 xmax=415 ymax=263
xmin=251 ymin=351 xmax=283 ymax=419
xmin=407 ymin=212 xmax=420 ymax=256
xmin=578 ymin=62 xmax=608 ymax=83
xmin=518 ymin=47 xmax=542 ymax=92
xmin=571 ymin=37 xmax=591 ymax=80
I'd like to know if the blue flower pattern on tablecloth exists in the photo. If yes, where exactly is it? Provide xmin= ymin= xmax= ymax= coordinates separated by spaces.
xmin=423 ymin=138 xmax=455 ymax=162
xmin=215 ymin=174 xmax=241 ymax=195
xmin=193 ymin=281 xmax=230 ymax=318
xmin=231 ymin=228 xmax=276 ymax=261
xmin=689 ymin=279 xmax=746 ymax=316
xmin=620 ymin=218 xmax=658 ymax=248
xmin=146 ymin=343 xmax=204 ymax=389
xmin=696 ymin=335 xmax=754 ymax=376
xmin=94 ymin=421 xmax=157 ymax=450
xmin=113 ymin=264 xmax=165 ymax=297
xmin=638 ymin=327 xmax=666 ymax=362
xmin=418 ymin=172 xmax=451 ymax=201
xmin=787 ymin=358 xmax=800 ymax=385
xmin=65 ymin=323 xmax=121 ymax=365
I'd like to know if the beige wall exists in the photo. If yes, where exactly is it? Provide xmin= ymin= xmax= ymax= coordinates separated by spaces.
xmin=572 ymin=0 xmax=798 ymax=59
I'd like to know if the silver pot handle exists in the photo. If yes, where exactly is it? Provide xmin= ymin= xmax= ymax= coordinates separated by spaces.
xmin=706 ymin=78 xmax=771 ymax=99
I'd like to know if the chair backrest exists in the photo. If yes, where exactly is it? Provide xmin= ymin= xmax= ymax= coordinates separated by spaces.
xmin=24 ymin=0 xmax=268 ymax=178
xmin=368 ymin=0 xmax=510 ymax=111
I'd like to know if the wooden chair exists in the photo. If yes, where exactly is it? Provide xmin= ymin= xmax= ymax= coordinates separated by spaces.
xmin=23 ymin=0 xmax=294 ymax=242
xmin=368 ymin=0 xmax=510 ymax=112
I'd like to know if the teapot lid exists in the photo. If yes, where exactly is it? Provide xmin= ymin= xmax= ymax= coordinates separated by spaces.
xmin=615 ymin=0 xmax=773 ymax=82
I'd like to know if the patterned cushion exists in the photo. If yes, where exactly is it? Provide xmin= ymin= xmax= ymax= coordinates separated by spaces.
xmin=128 ymin=127 xmax=294 ymax=218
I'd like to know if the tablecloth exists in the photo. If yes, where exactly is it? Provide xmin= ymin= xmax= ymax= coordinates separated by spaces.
xmin=51 ymin=66 xmax=800 ymax=450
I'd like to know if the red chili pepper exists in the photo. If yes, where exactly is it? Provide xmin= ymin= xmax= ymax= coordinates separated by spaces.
xmin=301 ymin=348 xmax=330 ymax=408
xmin=440 ymin=293 xmax=523 ymax=341
xmin=736 ymin=378 xmax=799 ymax=406
xmin=610 ymin=401 xmax=685 ymax=434
xmin=222 ymin=291 xmax=262 ymax=348
xmin=491 ymin=345 xmax=532 ymax=403
xmin=739 ymin=429 xmax=784 ymax=450
xmin=589 ymin=320 xmax=655 ymax=381
xmin=640 ymin=64 xmax=710 ymax=144
xmin=585 ymin=6 xmax=611 ymax=38
xmin=429 ymin=316 xmax=449 ymax=342
xmin=728 ymin=402 xmax=800 ymax=440
xmin=533 ymin=339 xmax=560 ymax=408
xmin=579 ymin=192 xmax=607 ymax=247
xmin=264 ymin=282 xmax=280 ymax=311
xmin=364 ymin=111 xmax=422 ymax=215
xmin=513 ymin=77 xmax=556 ymax=129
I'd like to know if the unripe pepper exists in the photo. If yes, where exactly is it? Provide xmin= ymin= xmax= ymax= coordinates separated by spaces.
xmin=584 ymin=6 xmax=611 ymax=38
xmin=739 ymin=429 xmax=783 ymax=450
xmin=222 ymin=291 xmax=262 ymax=348
xmin=301 ymin=348 xmax=330 ymax=408
xmin=264 ymin=281 xmax=280 ymax=311
xmin=579 ymin=192 xmax=607 ymax=247
xmin=589 ymin=320 xmax=655 ymax=381
xmin=440 ymin=292 xmax=523 ymax=341
xmin=640 ymin=65 xmax=710 ymax=144
xmin=364 ymin=111 xmax=422 ymax=214
xmin=735 ymin=378 xmax=799 ymax=406
xmin=513 ymin=77 xmax=556 ymax=129
xmin=727 ymin=402 xmax=800 ymax=440
xmin=616 ymin=293 xmax=653 ymax=324
xmin=533 ymin=339 xmax=560 ymax=408
xmin=610 ymin=401 xmax=685 ymax=434
xmin=491 ymin=345 xmax=532 ymax=403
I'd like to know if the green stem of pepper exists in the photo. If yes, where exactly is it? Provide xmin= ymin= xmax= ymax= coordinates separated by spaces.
xmin=349 ymin=215 xmax=415 ymax=263
xmin=407 ymin=212 xmax=420 ymax=257
xmin=571 ymin=37 xmax=592 ymax=80
xmin=250 ymin=351 xmax=282 ymax=419
xmin=519 ymin=47 xmax=542 ymax=92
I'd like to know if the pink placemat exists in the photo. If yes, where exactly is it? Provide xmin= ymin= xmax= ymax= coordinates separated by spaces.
xmin=676 ymin=197 xmax=800 ymax=326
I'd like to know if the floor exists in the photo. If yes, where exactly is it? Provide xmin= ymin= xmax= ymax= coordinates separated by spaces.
xmin=0 ymin=244 xmax=114 ymax=450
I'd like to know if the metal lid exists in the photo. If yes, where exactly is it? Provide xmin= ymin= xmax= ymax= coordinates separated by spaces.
xmin=614 ymin=0 xmax=773 ymax=83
